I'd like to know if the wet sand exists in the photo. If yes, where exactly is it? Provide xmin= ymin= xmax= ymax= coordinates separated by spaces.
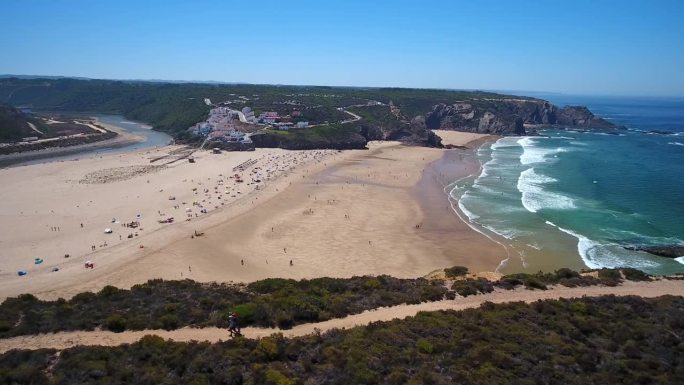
xmin=412 ymin=142 xmax=508 ymax=271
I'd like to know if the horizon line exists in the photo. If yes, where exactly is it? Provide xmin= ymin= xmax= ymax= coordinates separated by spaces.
xmin=1 ymin=74 xmax=683 ymax=99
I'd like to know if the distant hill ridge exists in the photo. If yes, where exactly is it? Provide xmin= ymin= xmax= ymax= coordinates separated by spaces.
xmin=0 ymin=77 xmax=617 ymax=149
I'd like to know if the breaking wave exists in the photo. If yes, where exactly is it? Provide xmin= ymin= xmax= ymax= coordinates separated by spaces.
xmin=517 ymin=168 xmax=575 ymax=213
xmin=517 ymin=137 xmax=568 ymax=165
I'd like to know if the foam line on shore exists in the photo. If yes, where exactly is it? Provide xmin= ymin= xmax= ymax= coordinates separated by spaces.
xmin=444 ymin=140 xmax=515 ymax=272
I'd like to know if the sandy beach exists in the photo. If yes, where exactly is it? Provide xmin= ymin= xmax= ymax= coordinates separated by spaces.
xmin=0 ymin=132 xmax=503 ymax=300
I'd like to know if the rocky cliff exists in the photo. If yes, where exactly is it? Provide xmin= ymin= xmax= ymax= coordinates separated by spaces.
xmin=424 ymin=99 xmax=617 ymax=135
xmin=359 ymin=115 xmax=442 ymax=147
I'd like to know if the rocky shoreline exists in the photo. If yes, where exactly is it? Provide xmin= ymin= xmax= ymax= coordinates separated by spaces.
xmin=624 ymin=245 xmax=684 ymax=259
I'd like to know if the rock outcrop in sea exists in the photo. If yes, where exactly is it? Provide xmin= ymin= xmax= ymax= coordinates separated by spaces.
xmin=359 ymin=115 xmax=442 ymax=147
xmin=624 ymin=245 xmax=684 ymax=259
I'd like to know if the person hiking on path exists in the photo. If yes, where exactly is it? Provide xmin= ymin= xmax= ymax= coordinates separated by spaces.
xmin=228 ymin=312 xmax=241 ymax=337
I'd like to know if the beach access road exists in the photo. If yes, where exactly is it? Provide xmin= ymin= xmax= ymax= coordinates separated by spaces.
xmin=1 ymin=278 xmax=682 ymax=353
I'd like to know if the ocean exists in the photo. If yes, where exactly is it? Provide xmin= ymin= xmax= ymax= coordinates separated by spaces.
xmin=449 ymin=95 xmax=684 ymax=275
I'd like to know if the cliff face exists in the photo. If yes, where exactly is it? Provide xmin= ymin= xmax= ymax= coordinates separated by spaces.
xmin=555 ymin=106 xmax=616 ymax=129
xmin=359 ymin=116 xmax=442 ymax=147
xmin=425 ymin=99 xmax=616 ymax=135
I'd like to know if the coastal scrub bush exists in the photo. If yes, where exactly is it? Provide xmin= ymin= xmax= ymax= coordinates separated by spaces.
xmin=0 ymin=276 xmax=447 ymax=337
xmin=105 ymin=314 xmax=127 ymax=333
xmin=497 ymin=273 xmax=547 ymax=290
xmin=276 ymin=312 xmax=295 ymax=330
xmin=621 ymin=267 xmax=651 ymax=281
xmin=4 ymin=295 xmax=682 ymax=384
xmin=416 ymin=338 xmax=434 ymax=354
xmin=451 ymin=278 xmax=494 ymax=297
xmin=524 ymin=276 xmax=547 ymax=290
xmin=496 ymin=276 xmax=524 ymax=290
xmin=496 ymin=268 xmax=624 ymax=290
xmin=597 ymin=268 xmax=623 ymax=286
xmin=159 ymin=314 xmax=180 ymax=330
xmin=444 ymin=266 xmax=469 ymax=278
xmin=554 ymin=268 xmax=581 ymax=280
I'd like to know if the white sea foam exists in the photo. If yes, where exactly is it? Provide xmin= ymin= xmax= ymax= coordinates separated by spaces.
xmin=517 ymin=168 xmax=575 ymax=213
xmin=478 ymin=158 xmax=496 ymax=178
xmin=490 ymin=137 xmax=520 ymax=151
xmin=546 ymin=221 xmax=660 ymax=270
xmin=481 ymin=225 xmax=526 ymax=240
xmin=569 ymin=141 xmax=588 ymax=146
xmin=457 ymin=196 xmax=480 ymax=221
xmin=545 ymin=221 xmax=604 ymax=269
xmin=668 ymin=142 xmax=684 ymax=146
xmin=552 ymin=224 xmax=602 ymax=269
xmin=517 ymin=137 xmax=567 ymax=165
xmin=471 ymin=183 xmax=500 ymax=195
xmin=676 ymin=257 xmax=684 ymax=266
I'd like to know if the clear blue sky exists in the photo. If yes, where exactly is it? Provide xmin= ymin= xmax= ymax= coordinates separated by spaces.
xmin=2 ymin=0 xmax=683 ymax=96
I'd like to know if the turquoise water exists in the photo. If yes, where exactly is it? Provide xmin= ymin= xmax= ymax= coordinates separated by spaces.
xmin=451 ymin=96 xmax=684 ymax=274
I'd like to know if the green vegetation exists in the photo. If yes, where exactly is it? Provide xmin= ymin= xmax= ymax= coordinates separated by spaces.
xmin=348 ymin=105 xmax=405 ymax=128
xmin=621 ymin=267 xmax=651 ymax=281
xmin=0 ymin=268 xmax=660 ymax=337
xmin=443 ymin=265 xmax=469 ymax=278
xmin=0 ymin=77 xmax=533 ymax=141
xmin=2 ymin=295 xmax=683 ymax=384
xmin=255 ymin=123 xmax=367 ymax=150
xmin=0 ymin=276 xmax=446 ymax=337
xmin=452 ymin=278 xmax=494 ymax=296
xmin=496 ymin=267 xmax=638 ymax=291
xmin=444 ymin=267 xmax=651 ymax=297
xmin=0 ymin=104 xmax=47 ymax=142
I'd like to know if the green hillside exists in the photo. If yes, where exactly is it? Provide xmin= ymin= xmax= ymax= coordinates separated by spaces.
xmin=0 ymin=105 xmax=45 ymax=142
xmin=0 ymin=77 xmax=532 ymax=139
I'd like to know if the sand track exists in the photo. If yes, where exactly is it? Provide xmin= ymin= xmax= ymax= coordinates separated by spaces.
xmin=1 ymin=279 xmax=682 ymax=353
